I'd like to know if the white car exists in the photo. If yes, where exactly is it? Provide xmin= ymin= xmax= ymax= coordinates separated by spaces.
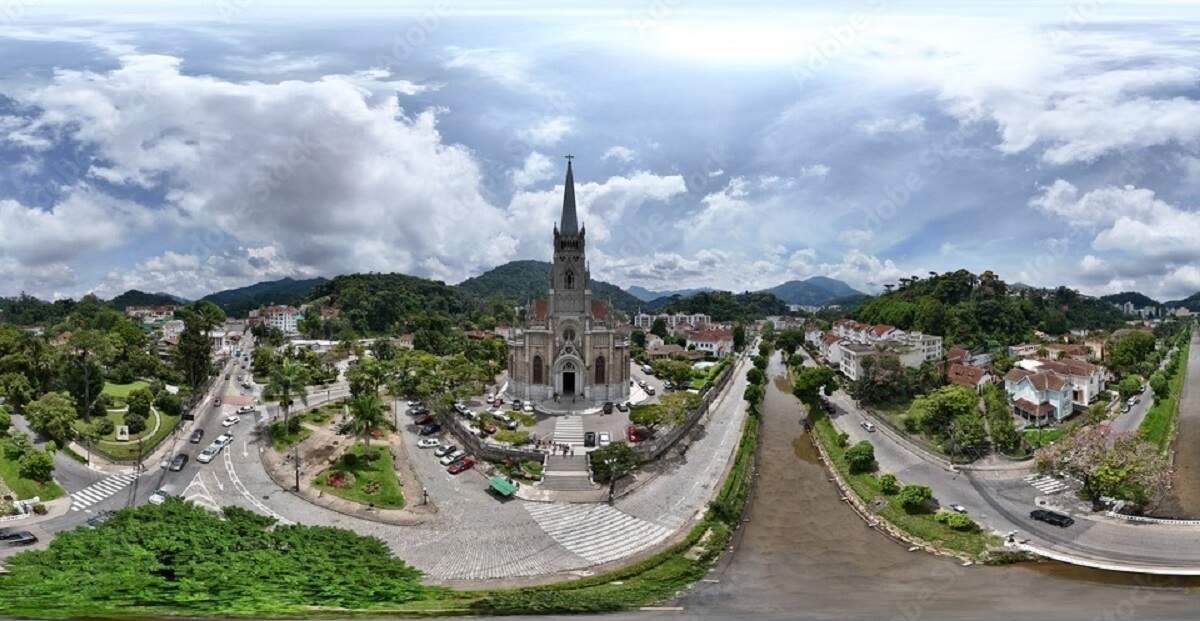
xmin=439 ymin=450 xmax=465 ymax=466
xmin=523 ymin=403 xmax=534 ymax=413
xmin=221 ymin=415 xmax=241 ymax=427
xmin=598 ymin=431 xmax=611 ymax=447
xmin=237 ymin=405 xmax=256 ymax=414
xmin=860 ymin=421 xmax=877 ymax=432
xmin=196 ymin=444 xmax=221 ymax=464
xmin=214 ymin=433 xmax=234 ymax=448
xmin=417 ymin=438 xmax=440 ymax=449
xmin=147 ymin=488 xmax=171 ymax=505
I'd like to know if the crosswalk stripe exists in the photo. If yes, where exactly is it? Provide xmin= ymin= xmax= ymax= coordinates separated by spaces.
xmin=525 ymin=502 xmax=673 ymax=564
xmin=71 ymin=474 xmax=138 ymax=511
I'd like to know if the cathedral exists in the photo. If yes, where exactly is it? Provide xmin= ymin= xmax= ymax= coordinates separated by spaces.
xmin=506 ymin=159 xmax=631 ymax=406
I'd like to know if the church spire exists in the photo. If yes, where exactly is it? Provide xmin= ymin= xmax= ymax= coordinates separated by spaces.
xmin=559 ymin=155 xmax=579 ymax=236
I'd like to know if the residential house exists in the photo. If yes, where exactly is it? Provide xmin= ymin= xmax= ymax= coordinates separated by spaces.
xmin=947 ymin=363 xmax=992 ymax=392
xmin=1007 ymin=343 xmax=1042 ymax=358
xmin=838 ymin=343 xmax=876 ymax=382
xmin=896 ymin=331 xmax=943 ymax=363
xmin=396 ymin=333 xmax=415 ymax=350
xmin=1045 ymin=343 xmax=1091 ymax=362
xmin=1005 ymin=367 xmax=1074 ymax=425
xmin=1018 ymin=358 xmax=1107 ymax=407
xmin=262 ymin=305 xmax=303 ymax=335
xmin=820 ymin=334 xmax=844 ymax=365
xmin=125 ymin=305 xmax=177 ymax=323
xmin=644 ymin=334 xmax=665 ymax=350
xmin=947 ymin=345 xmax=969 ymax=365
xmin=804 ymin=325 xmax=823 ymax=348
xmin=688 ymin=327 xmax=734 ymax=356
xmin=633 ymin=312 xmax=711 ymax=330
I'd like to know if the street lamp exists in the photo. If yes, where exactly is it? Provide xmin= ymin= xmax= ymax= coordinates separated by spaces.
xmin=605 ymin=457 xmax=617 ymax=504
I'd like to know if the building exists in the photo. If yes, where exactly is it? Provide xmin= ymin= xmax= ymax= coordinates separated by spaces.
xmin=506 ymin=160 xmax=631 ymax=404
xmin=804 ymin=325 xmax=823 ymax=348
xmin=687 ymin=327 xmax=734 ymax=356
xmin=947 ymin=363 xmax=992 ymax=392
xmin=897 ymin=331 xmax=943 ymax=363
xmin=396 ymin=333 xmax=415 ymax=350
xmin=1005 ymin=367 xmax=1074 ymax=424
xmin=260 ymin=305 xmax=303 ymax=335
xmin=647 ymin=343 xmax=687 ymax=360
xmin=161 ymin=319 xmax=185 ymax=339
xmin=820 ymin=334 xmax=844 ymax=365
xmin=633 ymin=311 xmax=711 ymax=331
xmin=1018 ymin=358 xmax=1106 ymax=407
xmin=1007 ymin=343 xmax=1042 ymax=358
xmin=838 ymin=343 xmax=876 ymax=382
xmin=1045 ymin=343 xmax=1090 ymax=362
xmin=125 ymin=305 xmax=177 ymax=323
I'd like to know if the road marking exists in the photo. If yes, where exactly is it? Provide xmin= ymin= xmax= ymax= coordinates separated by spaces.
xmin=222 ymin=447 xmax=292 ymax=524
xmin=1023 ymin=474 xmax=1072 ymax=495
xmin=526 ymin=502 xmax=673 ymax=565
xmin=70 ymin=473 xmax=138 ymax=511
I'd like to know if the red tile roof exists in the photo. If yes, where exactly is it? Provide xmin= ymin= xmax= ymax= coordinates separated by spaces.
xmin=1005 ymin=367 xmax=1067 ymax=391
xmin=1013 ymin=398 xmax=1055 ymax=415
xmin=947 ymin=363 xmax=987 ymax=387
xmin=531 ymin=299 xmax=549 ymax=321
xmin=690 ymin=328 xmax=733 ymax=343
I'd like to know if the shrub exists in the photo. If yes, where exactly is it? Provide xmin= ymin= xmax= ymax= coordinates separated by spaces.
xmin=32 ymin=503 xmax=47 ymax=515
xmin=879 ymin=473 xmax=899 ymax=495
xmin=935 ymin=510 xmax=978 ymax=531
xmin=897 ymin=484 xmax=934 ymax=513
xmin=845 ymin=441 xmax=877 ymax=474
xmin=835 ymin=431 xmax=849 ymax=448
xmin=18 ymin=449 xmax=54 ymax=483
xmin=95 ymin=418 xmax=116 ymax=436
xmin=154 ymin=391 xmax=182 ymax=417
xmin=125 ymin=412 xmax=147 ymax=435
xmin=0 ymin=407 xmax=9 ymax=435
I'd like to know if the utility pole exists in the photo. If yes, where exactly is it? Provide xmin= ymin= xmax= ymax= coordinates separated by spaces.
xmin=293 ymin=444 xmax=301 ymax=491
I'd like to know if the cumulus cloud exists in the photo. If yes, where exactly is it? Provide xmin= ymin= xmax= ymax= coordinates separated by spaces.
xmin=510 ymin=151 xmax=556 ymax=188
xmin=856 ymin=114 xmax=925 ymax=135
xmin=518 ymin=115 xmax=573 ymax=147
xmin=602 ymin=145 xmax=636 ymax=163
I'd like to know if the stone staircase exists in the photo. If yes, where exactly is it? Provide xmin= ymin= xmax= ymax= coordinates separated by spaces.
xmin=541 ymin=455 xmax=600 ymax=491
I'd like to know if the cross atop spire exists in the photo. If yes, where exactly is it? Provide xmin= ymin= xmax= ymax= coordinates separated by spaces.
xmin=559 ymin=156 xmax=579 ymax=236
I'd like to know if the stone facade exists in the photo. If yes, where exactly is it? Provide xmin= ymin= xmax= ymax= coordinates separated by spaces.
xmin=507 ymin=160 xmax=631 ymax=405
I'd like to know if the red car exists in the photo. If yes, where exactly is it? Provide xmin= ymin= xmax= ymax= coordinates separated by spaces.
xmin=447 ymin=457 xmax=475 ymax=474
xmin=626 ymin=425 xmax=646 ymax=443
xmin=414 ymin=414 xmax=434 ymax=426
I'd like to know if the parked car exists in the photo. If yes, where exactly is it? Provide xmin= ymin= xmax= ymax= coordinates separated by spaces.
xmin=414 ymin=414 xmax=434 ymax=426
xmin=434 ymin=444 xmax=457 ymax=457
xmin=638 ymin=380 xmax=648 ymax=389
xmin=419 ymin=423 xmax=441 ymax=436
xmin=197 ymin=444 xmax=221 ymax=464
xmin=2 ymin=531 xmax=37 ymax=546
xmin=603 ymin=401 xmax=614 ymax=414
xmin=447 ymin=457 xmax=475 ymax=474
xmin=221 ymin=415 xmax=241 ymax=427
xmin=949 ymin=504 xmax=968 ymax=514
xmin=214 ymin=432 xmax=234 ymax=448
xmin=598 ymin=431 xmax=612 ymax=447
xmin=440 ymin=450 xmax=465 ymax=466
xmin=417 ymin=438 xmax=440 ymax=449
xmin=84 ymin=511 xmax=115 ymax=528
xmin=479 ymin=421 xmax=497 ymax=435
xmin=148 ymin=488 xmax=172 ymax=505
xmin=512 ymin=399 xmax=523 ymax=410
xmin=626 ymin=425 xmax=647 ymax=443
xmin=189 ymin=429 xmax=205 ymax=444
xmin=645 ymin=386 xmax=656 ymax=395
xmin=860 ymin=421 xmax=877 ymax=432
xmin=238 ymin=405 xmax=256 ymax=414
xmin=1030 ymin=509 xmax=1074 ymax=527
xmin=523 ymin=403 xmax=534 ymax=413
xmin=584 ymin=431 xmax=596 ymax=447
xmin=169 ymin=454 xmax=189 ymax=472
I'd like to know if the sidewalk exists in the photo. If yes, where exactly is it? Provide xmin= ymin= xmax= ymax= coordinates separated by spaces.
xmin=0 ymin=495 xmax=72 ymax=527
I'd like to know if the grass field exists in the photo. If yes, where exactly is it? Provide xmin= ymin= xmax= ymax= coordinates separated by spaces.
xmin=811 ymin=412 xmax=998 ymax=558
xmin=101 ymin=380 xmax=150 ymax=398
xmin=0 ymin=437 xmax=65 ymax=501
xmin=1022 ymin=427 xmax=1063 ymax=449
xmin=1140 ymin=338 xmax=1191 ymax=451
xmin=314 ymin=443 xmax=405 ymax=509
xmin=90 ymin=410 xmax=180 ymax=462
xmin=269 ymin=420 xmax=313 ymax=451
xmin=74 ymin=408 xmax=162 ymax=443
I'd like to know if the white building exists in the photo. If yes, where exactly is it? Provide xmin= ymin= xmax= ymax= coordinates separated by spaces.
xmin=687 ymin=327 xmax=734 ymax=356
xmin=1014 ymin=358 xmax=1107 ymax=408
xmin=838 ymin=343 xmax=875 ymax=382
xmin=633 ymin=312 xmax=711 ymax=330
xmin=262 ymin=305 xmax=303 ymax=335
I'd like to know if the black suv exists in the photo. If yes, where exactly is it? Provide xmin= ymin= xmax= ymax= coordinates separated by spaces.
xmin=584 ymin=431 xmax=597 ymax=447
xmin=602 ymin=401 xmax=614 ymax=414
xmin=1030 ymin=509 xmax=1074 ymax=527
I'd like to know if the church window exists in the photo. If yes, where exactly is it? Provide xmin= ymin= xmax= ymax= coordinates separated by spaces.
xmin=532 ymin=355 xmax=544 ymax=384
xmin=563 ymin=327 xmax=575 ymax=342
xmin=595 ymin=355 xmax=606 ymax=384
xmin=564 ymin=269 xmax=575 ymax=289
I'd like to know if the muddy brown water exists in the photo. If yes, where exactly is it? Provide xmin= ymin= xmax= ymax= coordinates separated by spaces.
xmin=675 ymin=365 xmax=1200 ymax=621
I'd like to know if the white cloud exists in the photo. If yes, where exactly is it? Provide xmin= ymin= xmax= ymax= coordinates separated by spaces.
xmin=510 ymin=151 xmax=556 ymax=189
xmin=855 ymin=114 xmax=925 ymax=135
xmin=444 ymin=46 xmax=538 ymax=91
xmin=518 ymin=115 xmax=573 ymax=147
xmin=798 ymin=163 xmax=830 ymax=178
xmin=840 ymin=229 xmax=874 ymax=248
xmin=602 ymin=145 xmax=636 ymax=163
xmin=224 ymin=52 xmax=329 ymax=75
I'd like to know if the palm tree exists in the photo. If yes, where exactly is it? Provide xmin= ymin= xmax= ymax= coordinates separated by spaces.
xmin=347 ymin=392 xmax=387 ymax=461
xmin=268 ymin=359 xmax=310 ymax=439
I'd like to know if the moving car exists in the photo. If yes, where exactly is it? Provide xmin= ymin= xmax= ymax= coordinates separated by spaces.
xmin=617 ymin=401 xmax=630 ymax=412
xmin=419 ymin=423 xmax=441 ymax=435
xmin=603 ymin=401 xmax=614 ymax=414
xmin=598 ymin=431 xmax=612 ymax=447
xmin=645 ymin=386 xmax=656 ymax=395
xmin=148 ymin=488 xmax=172 ymax=505
xmin=434 ymin=444 xmax=458 ymax=457
xmin=584 ymin=431 xmax=596 ymax=447
xmin=196 ymin=444 xmax=221 ymax=464
xmin=222 ymin=415 xmax=241 ymax=427
xmin=860 ymin=421 xmax=877 ymax=432
xmin=238 ymin=405 xmax=256 ymax=414
xmin=1030 ymin=509 xmax=1074 ymax=527
xmin=949 ymin=504 xmax=968 ymax=513
xmin=2 ymin=531 xmax=37 ymax=546
xmin=189 ymin=429 xmax=205 ymax=444
xmin=523 ymin=403 xmax=534 ymax=413
xmin=439 ymin=450 xmax=465 ymax=466
xmin=214 ymin=398 xmax=222 ymax=407
xmin=214 ymin=432 xmax=234 ymax=448
xmin=417 ymin=438 xmax=440 ymax=449
xmin=169 ymin=453 xmax=189 ymax=471
xmin=447 ymin=457 xmax=475 ymax=474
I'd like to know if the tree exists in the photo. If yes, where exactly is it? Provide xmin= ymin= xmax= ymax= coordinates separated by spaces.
xmin=792 ymin=366 xmax=838 ymax=405
xmin=1036 ymin=426 xmax=1167 ymax=509
xmin=18 ymin=448 xmax=54 ymax=483
xmin=125 ymin=411 xmax=147 ymax=435
xmin=879 ymin=473 xmax=899 ymax=495
xmin=1117 ymin=376 xmax=1142 ymax=399
xmin=1150 ymin=371 xmax=1170 ymax=401
xmin=905 ymin=385 xmax=977 ymax=440
xmin=126 ymin=388 xmax=153 ymax=420
xmin=25 ymin=391 xmax=77 ymax=444
xmin=267 ymin=359 xmax=310 ymax=439
xmin=845 ymin=440 xmax=876 ymax=474
xmin=176 ymin=308 xmax=214 ymax=389
xmin=747 ymin=367 xmax=765 ymax=386
xmin=348 ymin=359 xmax=391 ymax=398
xmin=65 ymin=330 xmax=112 ymax=418
xmin=733 ymin=322 xmax=746 ymax=352
xmin=0 ymin=372 xmax=34 ymax=411
xmin=631 ymin=330 xmax=647 ymax=348
xmin=650 ymin=317 xmax=668 ymax=339
xmin=650 ymin=359 xmax=694 ymax=388
xmin=897 ymin=484 xmax=933 ymax=513
xmin=946 ymin=411 xmax=988 ymax=457
xmin=589 ymin=441 xmax=637 ymax=483
xmin=1086 ymin=400 xmax=1109 ymax=425
xmin=1107 ymin=331 xmax=1157 ymax=376
xmin=0 ymin=405 xmax=10 ymax=435
xmin=155 ymin=391 xmax=182 ymax=417
xmin=346 ymin=392 xmax=387 ymax=459
xmin=629 ymin=392 xmax=698 ymax=432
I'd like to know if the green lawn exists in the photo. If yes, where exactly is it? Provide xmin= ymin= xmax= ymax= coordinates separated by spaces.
xmin=88 ymin=410 xmax=181 ymax=462
xmin=1022 ymin=427 xmax=1063 ymax=449
xmin=811 ymin=412 xmax=998 ymax=558
xmin=314 ymin=443 xmax=405 ymax=509
xmin=101 ymin=380 xmax=149 ymax=398
xmin=0 ymin=438 xmax=65 ymax=501
xmin=269 ymin=420 xmax=313 ymax=451
xmin=73 ymin=408 xmax=162 ymax=443
xmin=510 ymin=411 xmax=536 ymax=427
xmin=1140 ymin=338 xmax=1191 ymax=450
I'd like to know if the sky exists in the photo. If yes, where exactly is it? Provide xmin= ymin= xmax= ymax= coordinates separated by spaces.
xmin=4 ymin=1 xmax=1200 ymax=301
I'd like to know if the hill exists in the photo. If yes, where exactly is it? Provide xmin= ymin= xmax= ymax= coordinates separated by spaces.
xmin=854 ymin=269 xmax=1124 ymax=347
xmin=660 ymin=290 xmax=789 ymax=322
xmin=760 ymin=276 xmax=861 ymax=306
xmin=201 ymin=277 xmax=326 ymax=317
xmin=1166 ymin=292 xmax=1200 ymax=311
xmin=454 ymin=260 xmax=644 ymax=314
xmin=1102 ymin=291 xmax=1160 ymax=308
xmin=307 ymin=273 xmax=472 ymax=335
xmin=626 ymin=286 xmax=713 ymax=302
xmin=108 ymin=289 xmax=186 ymax=310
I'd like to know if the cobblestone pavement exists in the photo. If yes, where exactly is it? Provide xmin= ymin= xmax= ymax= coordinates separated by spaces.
xmin=525 ymin=502 xmax=673 ymax=564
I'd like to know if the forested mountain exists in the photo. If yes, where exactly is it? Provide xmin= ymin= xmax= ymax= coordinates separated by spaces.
xmin=853 ymin=269 xmax=1125 ymax=348
xmin=1101 ymin=291 xmax=1160 ymax=308
xmin=307 ymin=273 xmax=473 ymax=335
xmin=109 ymin=289 xmax=186 ymax=309
xmin=626 ymin=286 xmax=713 ymax=302
xmin=660 ymin=290 xmax=789 ymax=322
xmin=0 ymin=295 xmax=77 ymax=326
xmin=201 ymin=277 xmax=326 ymax=317
xmin=454 ymin=260 xmax=644 ymax=314
xmin=760 ymin=276 xmax=861 ymax=306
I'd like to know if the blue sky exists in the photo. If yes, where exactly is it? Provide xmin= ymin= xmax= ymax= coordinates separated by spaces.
xmin=4 ymin=1 xmax=1200 ymax=301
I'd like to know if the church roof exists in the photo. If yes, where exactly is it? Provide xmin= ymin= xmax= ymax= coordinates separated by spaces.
xmin=560 ymin=158 xmax=579 ymax=235
xmin=590 ymin=299 xmax=608 ymax=321
xmin=531 ymin=299 xmax=549 ymax=321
